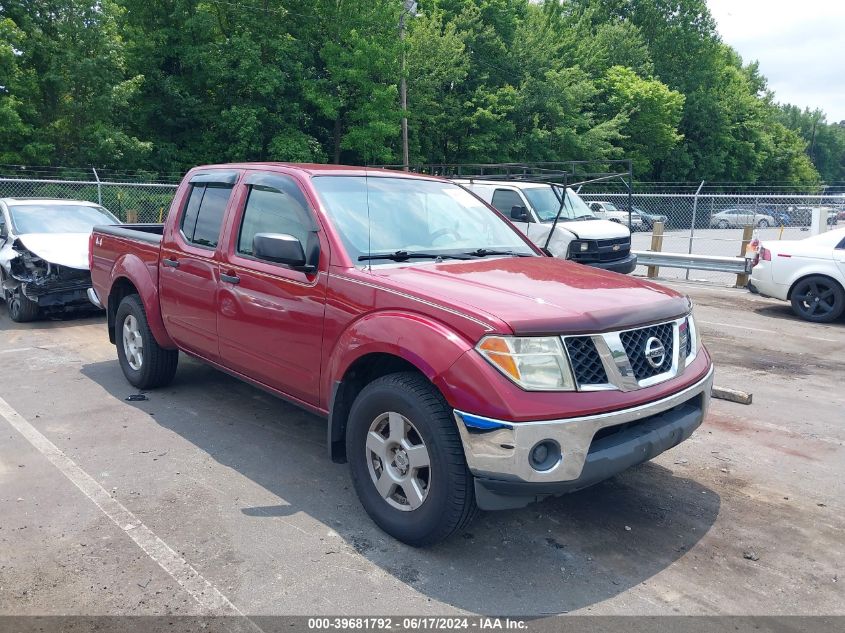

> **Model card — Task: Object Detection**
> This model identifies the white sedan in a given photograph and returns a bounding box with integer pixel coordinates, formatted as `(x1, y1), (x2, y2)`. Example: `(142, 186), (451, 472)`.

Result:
(749, 227), (845, 322)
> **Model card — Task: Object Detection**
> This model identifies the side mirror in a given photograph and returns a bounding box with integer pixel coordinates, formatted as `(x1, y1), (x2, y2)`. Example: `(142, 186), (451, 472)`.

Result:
(253, 233), (308, 269)
(510, 206), (529, 221)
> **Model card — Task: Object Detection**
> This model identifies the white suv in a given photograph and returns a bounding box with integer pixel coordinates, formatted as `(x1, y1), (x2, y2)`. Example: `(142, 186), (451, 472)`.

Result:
(456, 180), (637, 274)
(587, 200), (644, 230)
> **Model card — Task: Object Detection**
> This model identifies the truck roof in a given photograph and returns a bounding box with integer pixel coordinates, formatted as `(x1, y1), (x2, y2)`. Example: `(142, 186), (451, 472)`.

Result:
(453, 179), (552, 190)
(190, 162), (447, 180)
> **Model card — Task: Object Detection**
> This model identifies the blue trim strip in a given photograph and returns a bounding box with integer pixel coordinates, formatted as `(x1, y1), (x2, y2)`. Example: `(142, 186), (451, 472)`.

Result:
(456, 411), (513, 431)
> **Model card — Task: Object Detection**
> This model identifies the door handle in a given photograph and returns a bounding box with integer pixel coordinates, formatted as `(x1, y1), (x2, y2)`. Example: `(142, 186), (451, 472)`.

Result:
(220, 272), (240, 284)
(162, 258), (179, 268)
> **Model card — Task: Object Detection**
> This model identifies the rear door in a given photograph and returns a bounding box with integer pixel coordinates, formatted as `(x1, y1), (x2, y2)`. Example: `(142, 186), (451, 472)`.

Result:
(159, 170), (239, 361)
(216, 171), (328, 406)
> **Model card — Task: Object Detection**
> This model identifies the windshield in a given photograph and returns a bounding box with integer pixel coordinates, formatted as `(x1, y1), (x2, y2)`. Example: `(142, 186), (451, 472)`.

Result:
(312, 176), (536, 263)
(522, 186), (596, 222)
(602, 202), (619, 212)
(10, 204), (119, 234)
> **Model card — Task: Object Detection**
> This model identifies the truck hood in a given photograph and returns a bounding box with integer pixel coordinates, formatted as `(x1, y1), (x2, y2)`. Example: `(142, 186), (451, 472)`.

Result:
(557, 219), (630, 240)
(370, 257), (690, 335)
(16, 233), (91, 270)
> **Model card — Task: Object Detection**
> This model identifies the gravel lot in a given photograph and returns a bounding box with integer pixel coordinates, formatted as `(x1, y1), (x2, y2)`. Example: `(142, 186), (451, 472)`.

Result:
(1, 280), (843, 617)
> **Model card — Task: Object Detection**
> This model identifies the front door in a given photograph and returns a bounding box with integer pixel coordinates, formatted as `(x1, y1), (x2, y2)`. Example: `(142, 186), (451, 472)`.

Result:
(217, 171), (328, 406)
(159, 171), (239, 361)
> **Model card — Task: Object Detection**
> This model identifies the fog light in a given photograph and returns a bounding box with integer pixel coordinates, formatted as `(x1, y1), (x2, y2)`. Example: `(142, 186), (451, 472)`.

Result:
(529, 440), (561, 471)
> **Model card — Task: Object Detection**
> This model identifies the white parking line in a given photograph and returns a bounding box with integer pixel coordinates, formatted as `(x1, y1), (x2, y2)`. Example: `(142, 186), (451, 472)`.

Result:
(0, 395), (261, 628)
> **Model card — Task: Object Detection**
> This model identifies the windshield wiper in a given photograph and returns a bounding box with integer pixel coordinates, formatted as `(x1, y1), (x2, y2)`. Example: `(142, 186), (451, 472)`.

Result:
(464, 248), (532, 258)
(358, 250), (472, 262)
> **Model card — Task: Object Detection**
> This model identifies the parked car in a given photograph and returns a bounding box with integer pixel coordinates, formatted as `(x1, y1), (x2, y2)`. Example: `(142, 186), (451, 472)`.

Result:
(749, 227), (845, 322)
(770, 210), (793, 226)
(709, 208), (776, 229)
(455, 180), (636, 274)
(0, 198), (119, 322)
(91, 163), (714, 546)
(629, 206), (667, 231)
(587, 200), (645, 230)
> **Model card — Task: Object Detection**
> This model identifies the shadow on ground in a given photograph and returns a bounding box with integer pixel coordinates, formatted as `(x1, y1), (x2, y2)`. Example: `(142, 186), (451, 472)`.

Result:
(753, 302), (845, 326)
(81, 356), (720, 615)
(0, 299), (105, 331)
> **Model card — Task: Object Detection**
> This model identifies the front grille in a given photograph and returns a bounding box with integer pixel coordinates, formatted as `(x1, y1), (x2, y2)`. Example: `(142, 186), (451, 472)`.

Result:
(680, 320), (691, 359)
(619, 322), (674, 380)
(565, 337), (608, 385)
(569, 237), (630, 264)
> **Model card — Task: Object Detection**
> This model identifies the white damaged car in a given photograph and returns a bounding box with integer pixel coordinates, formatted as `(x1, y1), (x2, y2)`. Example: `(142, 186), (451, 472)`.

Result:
(0, 198), (119, 322)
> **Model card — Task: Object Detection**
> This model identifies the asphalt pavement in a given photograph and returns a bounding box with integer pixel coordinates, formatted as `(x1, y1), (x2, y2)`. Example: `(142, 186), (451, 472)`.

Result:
(1, 281), (843, 617)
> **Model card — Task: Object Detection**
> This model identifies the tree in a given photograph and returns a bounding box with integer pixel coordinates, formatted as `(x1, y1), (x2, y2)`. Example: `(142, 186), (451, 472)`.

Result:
(0, 17), (34, 163)
(305, 0), (402, 164)
(1, 0), (151, 167)
(599, 65), (684, 175)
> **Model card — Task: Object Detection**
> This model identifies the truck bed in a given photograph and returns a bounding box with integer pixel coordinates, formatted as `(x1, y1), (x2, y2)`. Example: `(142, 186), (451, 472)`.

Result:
(90, 224), (165, 313)
(94, 223), (164, 244)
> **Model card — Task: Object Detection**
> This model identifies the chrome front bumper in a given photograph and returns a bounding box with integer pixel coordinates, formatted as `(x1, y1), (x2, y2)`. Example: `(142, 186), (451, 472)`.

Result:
(453, 366), (714, 485)
(87, 287), (104, 309)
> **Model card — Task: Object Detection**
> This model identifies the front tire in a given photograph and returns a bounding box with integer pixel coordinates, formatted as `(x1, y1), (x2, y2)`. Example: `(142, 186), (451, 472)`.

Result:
(757, 219), (769, 228)
(346, 372), (478, 546)
(115, 294), (178, 389)
(6, 284), (40, 323)
(790, 276), (845, 323)
(717, 220), (729, 229)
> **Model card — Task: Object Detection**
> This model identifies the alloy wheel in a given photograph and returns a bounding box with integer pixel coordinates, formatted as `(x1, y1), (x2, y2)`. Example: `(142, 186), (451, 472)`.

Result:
(365, 411), (431, 511)
(795, 281), (837, 318)
(122, 314), (144, 370)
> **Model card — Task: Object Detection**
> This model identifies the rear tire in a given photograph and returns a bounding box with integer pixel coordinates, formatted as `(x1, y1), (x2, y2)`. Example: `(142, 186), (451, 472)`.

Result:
(346, 372), (478, 546)
(790, 275), (845, 323)
(115, 294), (178, 388)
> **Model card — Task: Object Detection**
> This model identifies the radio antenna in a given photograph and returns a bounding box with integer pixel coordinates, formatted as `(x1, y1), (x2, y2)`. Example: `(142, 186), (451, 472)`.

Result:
(365, 168), (372, 271)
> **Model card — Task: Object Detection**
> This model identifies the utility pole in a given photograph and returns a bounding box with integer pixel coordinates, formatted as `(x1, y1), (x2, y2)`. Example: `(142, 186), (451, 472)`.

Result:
(400, 0), (417, 171)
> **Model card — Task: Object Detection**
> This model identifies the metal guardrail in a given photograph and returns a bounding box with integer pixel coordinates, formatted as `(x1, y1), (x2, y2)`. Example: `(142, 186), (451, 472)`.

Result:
(633, 250), (753, 274)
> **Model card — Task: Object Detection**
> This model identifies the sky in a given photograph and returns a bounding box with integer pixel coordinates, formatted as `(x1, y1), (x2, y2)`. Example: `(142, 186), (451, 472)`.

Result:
(707, 0), (845, 123)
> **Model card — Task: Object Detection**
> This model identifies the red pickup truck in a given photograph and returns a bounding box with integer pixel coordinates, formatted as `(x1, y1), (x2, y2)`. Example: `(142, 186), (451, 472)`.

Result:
(90, 163), (713, 546)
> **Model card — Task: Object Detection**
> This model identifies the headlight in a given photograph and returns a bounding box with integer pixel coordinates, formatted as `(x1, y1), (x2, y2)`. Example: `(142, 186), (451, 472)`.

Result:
(476, 336), (576, 391)
(567, 241), (590, 257)
(683, 313), (701, 364)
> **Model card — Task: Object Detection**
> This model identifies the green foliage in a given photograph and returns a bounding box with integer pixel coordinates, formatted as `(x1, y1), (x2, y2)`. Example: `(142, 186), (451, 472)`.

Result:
(0, 0), (839, 184)
(600, 66), (684, 174)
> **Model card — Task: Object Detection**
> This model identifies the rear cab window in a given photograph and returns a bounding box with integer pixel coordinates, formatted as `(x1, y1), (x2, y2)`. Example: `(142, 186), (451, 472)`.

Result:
(178, 170), (239, 250)
(180, 185), (234, 249)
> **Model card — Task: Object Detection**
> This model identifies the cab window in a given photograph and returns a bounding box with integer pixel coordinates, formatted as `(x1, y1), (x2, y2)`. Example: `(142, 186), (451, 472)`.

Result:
(237, 185), (312, 258)
(491, 189), (524, 215)
(180, 184), (233, 249)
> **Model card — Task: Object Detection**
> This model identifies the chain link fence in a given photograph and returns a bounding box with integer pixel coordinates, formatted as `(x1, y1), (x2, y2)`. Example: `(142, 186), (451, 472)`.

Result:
(580, 192), (845, 284)
(3, 172), (844, 285)
(0, 177), (178, 223)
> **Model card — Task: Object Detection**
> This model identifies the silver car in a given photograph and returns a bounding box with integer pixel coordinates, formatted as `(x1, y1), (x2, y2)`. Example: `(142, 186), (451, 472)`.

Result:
(710, 208), (776, 229)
